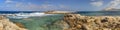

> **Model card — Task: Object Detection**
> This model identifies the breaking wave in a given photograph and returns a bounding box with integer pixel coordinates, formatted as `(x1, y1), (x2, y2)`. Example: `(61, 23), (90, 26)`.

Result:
(5, 12), (54, 19)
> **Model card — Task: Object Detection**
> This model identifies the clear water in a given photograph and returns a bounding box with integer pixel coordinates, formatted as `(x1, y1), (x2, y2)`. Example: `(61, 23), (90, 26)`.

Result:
(9, 15), (64, 30)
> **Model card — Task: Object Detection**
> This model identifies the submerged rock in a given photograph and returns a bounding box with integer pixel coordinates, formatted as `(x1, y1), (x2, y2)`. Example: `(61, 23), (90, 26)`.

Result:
(63, 14), (120, 30)
(0, 16), (27, 30)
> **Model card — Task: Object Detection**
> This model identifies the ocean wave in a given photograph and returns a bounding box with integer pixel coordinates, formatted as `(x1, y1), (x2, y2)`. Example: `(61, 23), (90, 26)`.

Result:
(5, 12), (54, 19)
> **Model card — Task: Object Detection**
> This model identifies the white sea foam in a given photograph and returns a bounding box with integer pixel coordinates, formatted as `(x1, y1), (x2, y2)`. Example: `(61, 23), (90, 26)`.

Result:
(6, 12), (54, 19)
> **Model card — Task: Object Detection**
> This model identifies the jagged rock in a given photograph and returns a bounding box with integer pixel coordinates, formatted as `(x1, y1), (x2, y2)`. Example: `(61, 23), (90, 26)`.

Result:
(0, 16), (27, 30)
(63, 14), (120, 30)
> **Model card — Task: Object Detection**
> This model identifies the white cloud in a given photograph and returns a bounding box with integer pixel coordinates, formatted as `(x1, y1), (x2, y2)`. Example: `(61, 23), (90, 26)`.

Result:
(5, 0), (13, 4)
(90, 1), (103, 7)
(105, 0), (120, 10)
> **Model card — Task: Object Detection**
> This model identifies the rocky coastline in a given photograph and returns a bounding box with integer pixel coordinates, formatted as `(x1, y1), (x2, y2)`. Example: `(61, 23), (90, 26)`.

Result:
(1, 11), (120, 30)
(63, 14), (120, 30)
(0, 16), (27, 30)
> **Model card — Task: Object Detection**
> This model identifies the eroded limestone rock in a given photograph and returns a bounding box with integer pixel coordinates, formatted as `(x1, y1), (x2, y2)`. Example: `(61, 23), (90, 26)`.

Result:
(64, 14), (120, 30)
(0, 16), (27, 30)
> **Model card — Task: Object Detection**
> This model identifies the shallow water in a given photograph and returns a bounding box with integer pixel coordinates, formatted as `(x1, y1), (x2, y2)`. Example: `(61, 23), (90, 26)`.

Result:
(9, 15), (64, 30)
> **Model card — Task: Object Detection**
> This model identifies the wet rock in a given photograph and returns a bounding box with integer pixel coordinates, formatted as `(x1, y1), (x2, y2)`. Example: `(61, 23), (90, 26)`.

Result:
(15, 22), (25, 28)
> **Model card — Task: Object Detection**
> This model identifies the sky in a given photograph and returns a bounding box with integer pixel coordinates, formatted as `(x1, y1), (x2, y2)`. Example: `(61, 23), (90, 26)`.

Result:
(0, 0), (120, 11)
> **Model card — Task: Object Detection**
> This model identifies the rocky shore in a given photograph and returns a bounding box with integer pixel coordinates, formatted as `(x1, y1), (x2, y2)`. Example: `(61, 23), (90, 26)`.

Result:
(63, 14), (120, 30)
(0, 16), (27, 30)
(1, 11), (120, 30)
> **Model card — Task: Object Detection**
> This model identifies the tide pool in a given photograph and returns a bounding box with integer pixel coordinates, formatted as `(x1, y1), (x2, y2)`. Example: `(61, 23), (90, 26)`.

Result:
(9, 15), (64, 30)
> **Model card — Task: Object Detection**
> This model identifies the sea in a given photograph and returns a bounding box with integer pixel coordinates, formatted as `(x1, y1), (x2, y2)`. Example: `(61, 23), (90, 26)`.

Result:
(0, 11), (120, 30)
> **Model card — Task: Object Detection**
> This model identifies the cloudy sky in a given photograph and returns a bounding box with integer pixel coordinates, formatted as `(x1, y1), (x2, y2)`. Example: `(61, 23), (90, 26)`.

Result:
(0, 0), (120, 11)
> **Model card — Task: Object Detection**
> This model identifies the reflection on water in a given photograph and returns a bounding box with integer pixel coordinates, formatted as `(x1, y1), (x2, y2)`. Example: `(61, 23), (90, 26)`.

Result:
(9, 15), (64, 30)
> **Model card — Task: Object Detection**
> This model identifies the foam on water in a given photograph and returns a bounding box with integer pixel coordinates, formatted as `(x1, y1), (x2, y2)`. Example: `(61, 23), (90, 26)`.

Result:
(6, 12), (54, 19)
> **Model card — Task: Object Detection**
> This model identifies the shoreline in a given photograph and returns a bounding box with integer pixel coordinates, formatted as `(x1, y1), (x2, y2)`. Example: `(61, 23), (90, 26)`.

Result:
(1, 10), (120, 30)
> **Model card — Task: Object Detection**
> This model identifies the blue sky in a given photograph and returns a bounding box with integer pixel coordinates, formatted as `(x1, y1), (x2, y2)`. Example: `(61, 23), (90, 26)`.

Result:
(0, 0), (119, 11)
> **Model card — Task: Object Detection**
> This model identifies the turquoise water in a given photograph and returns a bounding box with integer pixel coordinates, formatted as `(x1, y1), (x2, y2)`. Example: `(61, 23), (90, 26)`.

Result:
(9, 15), (64, 30)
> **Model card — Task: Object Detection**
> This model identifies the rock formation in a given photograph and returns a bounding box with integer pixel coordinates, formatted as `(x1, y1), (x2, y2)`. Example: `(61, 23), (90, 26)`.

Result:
(63, 14), (120, 30)
(44, 11), (73, 14)
(0, 16), (27, 30)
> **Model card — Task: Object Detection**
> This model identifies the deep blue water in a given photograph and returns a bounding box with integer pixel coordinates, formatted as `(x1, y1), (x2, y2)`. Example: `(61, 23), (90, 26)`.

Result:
(1, 11), (120, 16)
(0, 11), (120, 16)
(75, 11), (120, 16)
(0, 11), (43, 14)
